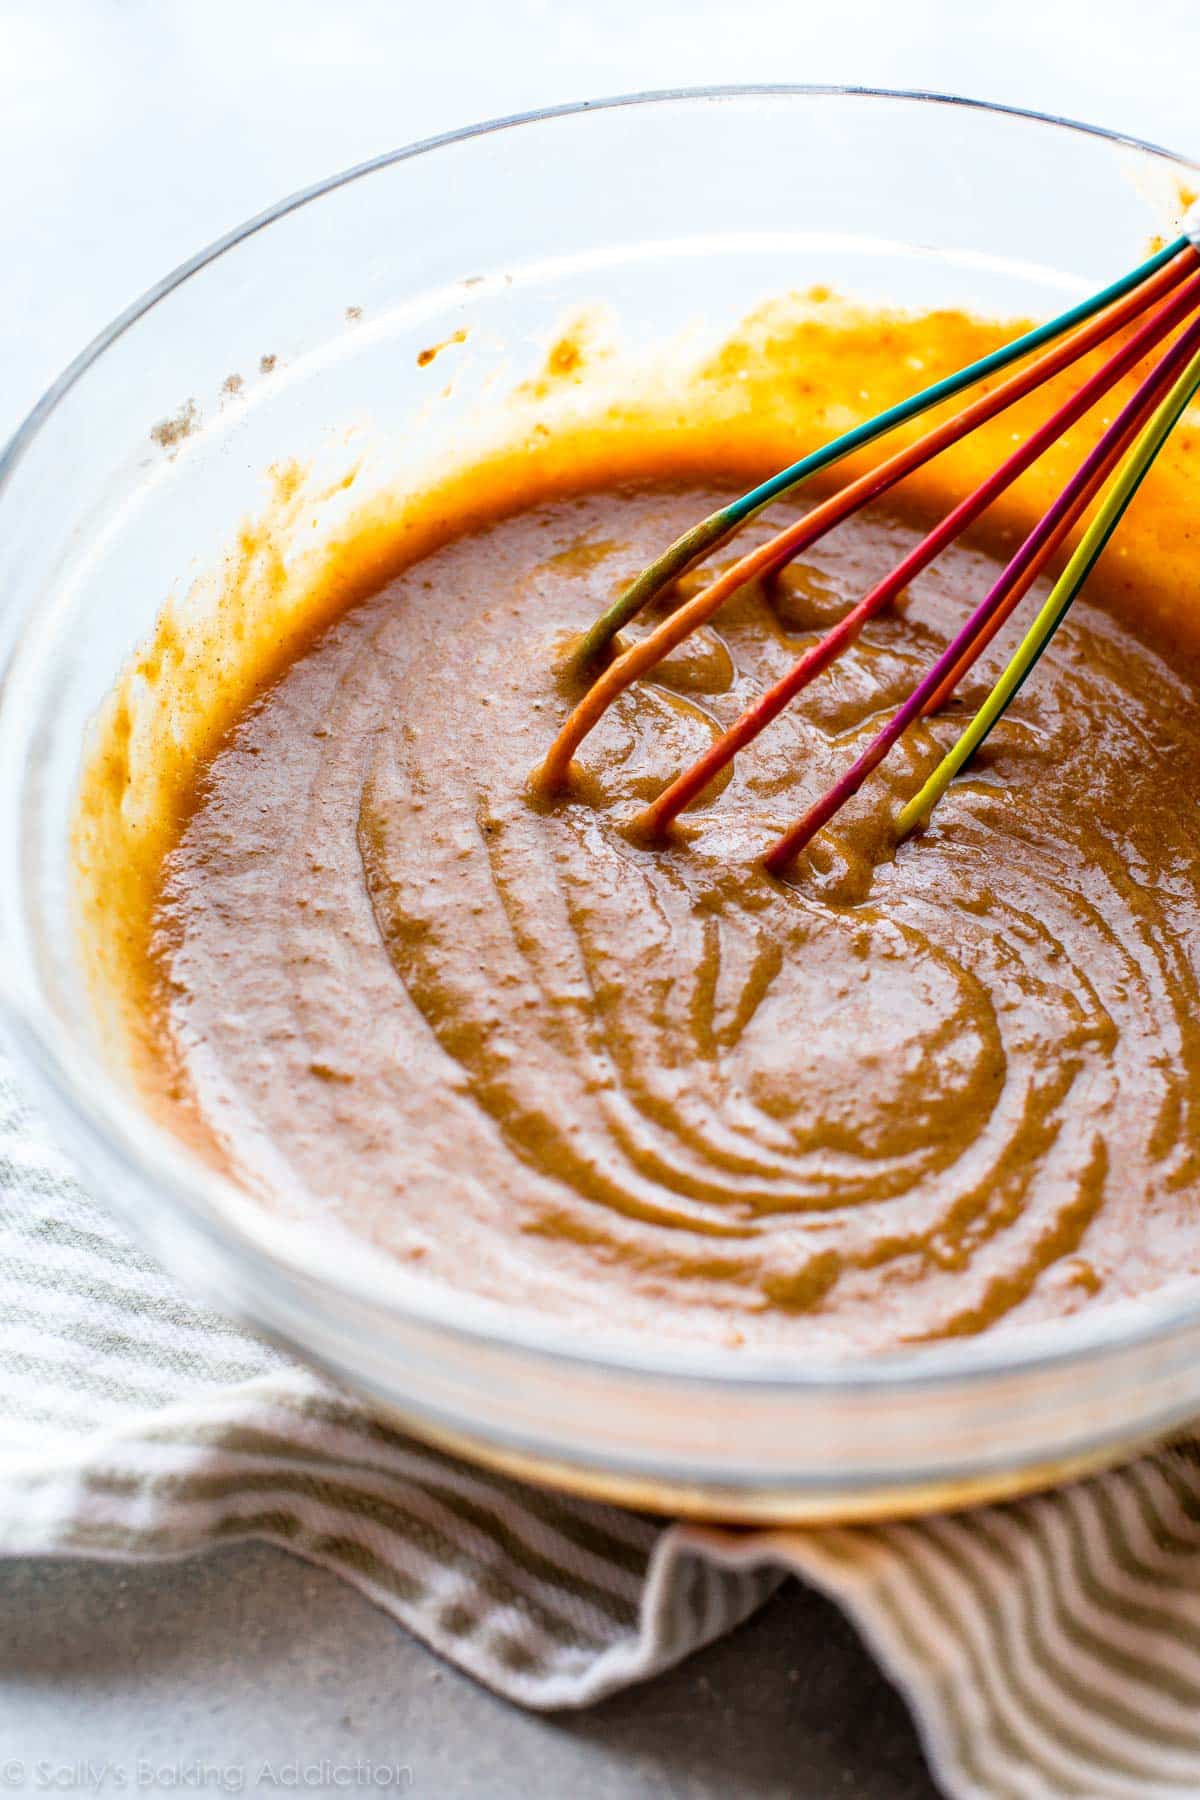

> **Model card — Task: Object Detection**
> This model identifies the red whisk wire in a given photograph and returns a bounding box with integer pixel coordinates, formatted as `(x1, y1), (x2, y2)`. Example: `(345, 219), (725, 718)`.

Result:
(761, 305), (1200, 874)
(919, 406), (1149, 714)
(635, 265), (1200, 839)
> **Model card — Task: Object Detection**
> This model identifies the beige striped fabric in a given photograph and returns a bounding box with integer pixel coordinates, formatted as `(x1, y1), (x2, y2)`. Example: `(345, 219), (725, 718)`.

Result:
(4, 1043), (1200, 1799)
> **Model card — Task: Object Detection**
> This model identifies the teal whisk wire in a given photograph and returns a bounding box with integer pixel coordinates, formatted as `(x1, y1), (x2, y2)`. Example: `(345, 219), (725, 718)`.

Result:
(570, 233), (1190, 669)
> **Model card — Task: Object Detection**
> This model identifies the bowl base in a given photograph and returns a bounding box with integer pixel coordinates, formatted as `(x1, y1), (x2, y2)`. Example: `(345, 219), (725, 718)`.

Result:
(370, 1402), (1169, 1524)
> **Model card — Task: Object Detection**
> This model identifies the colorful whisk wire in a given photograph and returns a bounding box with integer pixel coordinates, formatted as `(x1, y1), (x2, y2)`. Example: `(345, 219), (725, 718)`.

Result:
(895, 338), (1200, 840)
(535, 203), (1200, 870)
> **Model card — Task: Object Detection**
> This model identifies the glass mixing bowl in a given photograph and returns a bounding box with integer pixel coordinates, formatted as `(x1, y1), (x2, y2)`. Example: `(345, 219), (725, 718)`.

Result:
(3, 87), (1199, 1523)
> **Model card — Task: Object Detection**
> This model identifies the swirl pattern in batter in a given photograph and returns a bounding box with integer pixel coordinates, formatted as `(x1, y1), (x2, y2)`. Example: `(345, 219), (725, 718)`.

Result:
(152, 481), (1200, 1351)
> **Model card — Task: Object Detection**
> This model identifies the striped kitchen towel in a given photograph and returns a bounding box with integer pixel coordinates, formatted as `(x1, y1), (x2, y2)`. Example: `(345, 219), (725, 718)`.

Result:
(4, 1036), (1200, 1800)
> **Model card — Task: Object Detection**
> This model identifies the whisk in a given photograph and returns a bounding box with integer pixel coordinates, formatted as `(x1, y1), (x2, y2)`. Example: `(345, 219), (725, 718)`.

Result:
(534, 205), (1200, 872)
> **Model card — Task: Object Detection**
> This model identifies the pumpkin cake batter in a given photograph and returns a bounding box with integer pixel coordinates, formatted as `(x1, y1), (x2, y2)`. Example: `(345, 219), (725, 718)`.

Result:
(77, 301), (1200, 1354)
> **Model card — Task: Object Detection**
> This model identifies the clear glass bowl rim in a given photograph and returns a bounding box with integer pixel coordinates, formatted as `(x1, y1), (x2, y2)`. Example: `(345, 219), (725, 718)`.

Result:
(3, 82), (1200, 1403)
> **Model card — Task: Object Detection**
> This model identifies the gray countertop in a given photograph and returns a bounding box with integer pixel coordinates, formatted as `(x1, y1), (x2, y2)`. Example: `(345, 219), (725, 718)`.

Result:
(0, 1546), (936, 1797)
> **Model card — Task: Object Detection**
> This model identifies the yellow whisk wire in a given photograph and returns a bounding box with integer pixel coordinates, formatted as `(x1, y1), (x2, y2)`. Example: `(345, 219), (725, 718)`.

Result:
(896, 342), (1200, 841)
